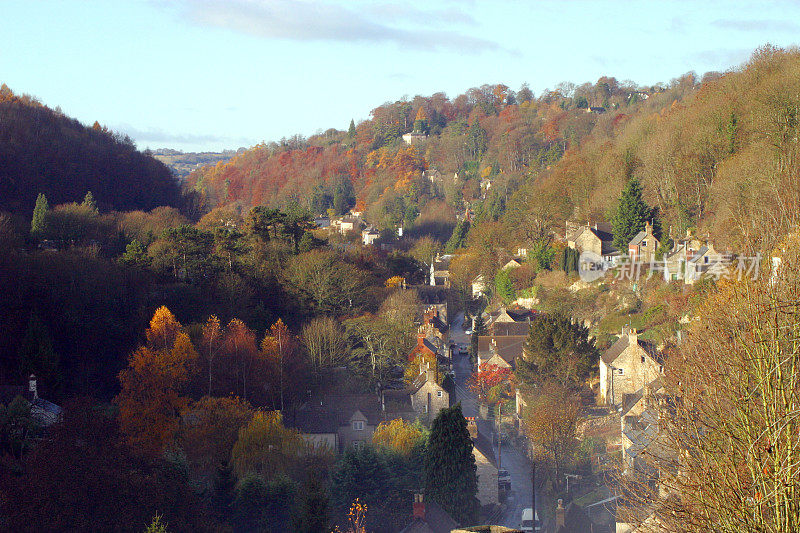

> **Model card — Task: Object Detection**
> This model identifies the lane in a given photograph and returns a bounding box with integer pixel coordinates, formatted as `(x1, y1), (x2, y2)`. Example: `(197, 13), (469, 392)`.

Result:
(449, 310), (541, 530)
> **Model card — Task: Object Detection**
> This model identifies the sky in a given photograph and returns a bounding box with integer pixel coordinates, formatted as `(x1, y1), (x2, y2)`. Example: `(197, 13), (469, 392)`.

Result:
(2, 0), (799, 152)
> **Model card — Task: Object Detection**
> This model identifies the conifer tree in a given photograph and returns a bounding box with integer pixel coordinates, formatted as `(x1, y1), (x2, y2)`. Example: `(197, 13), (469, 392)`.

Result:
(348, 119), (356, 138)
(81, 190), (98, 213)
(30, 192), (48, 238)
(611, 178), (657, 250)
(294, 474), (330, 533)
(444, 219), (470, 253)
(424, 404), (479, 525)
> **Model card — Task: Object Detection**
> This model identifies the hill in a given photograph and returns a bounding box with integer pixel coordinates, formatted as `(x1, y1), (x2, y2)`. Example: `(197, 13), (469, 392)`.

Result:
(186, 45), (800, 258)
(151, 148), (241, 180)
(0, 84), (183, 216)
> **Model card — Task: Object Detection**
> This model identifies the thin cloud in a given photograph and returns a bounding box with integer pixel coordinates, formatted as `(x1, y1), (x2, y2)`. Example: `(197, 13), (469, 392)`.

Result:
(172, 0), (506, 53)
(711, 19), (800, 33)
(115, 124), (253, 146)
(365, 4), (478, 27)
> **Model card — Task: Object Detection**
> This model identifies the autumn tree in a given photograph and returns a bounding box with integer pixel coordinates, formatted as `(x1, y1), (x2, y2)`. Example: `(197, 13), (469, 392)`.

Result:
(618, 249), (800, 531)
(524, 382), (580, 490)
(116, 306), (197, 456)
(179, 396), (253, 485)
(200, 315), (223, 395)
(410, 236), (441, 276)
(287, 250), (366, 314)
(301, 316), (347, 374)
(372, 419), (427, 456)
(467, 363), (514, 405)
(224, 318), (258, 400)
(424, 404), (479, 525)
(230, 410), (303, 480)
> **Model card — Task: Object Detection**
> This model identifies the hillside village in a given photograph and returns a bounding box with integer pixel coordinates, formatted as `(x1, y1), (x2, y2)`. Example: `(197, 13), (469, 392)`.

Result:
(2, 45), (800, 533)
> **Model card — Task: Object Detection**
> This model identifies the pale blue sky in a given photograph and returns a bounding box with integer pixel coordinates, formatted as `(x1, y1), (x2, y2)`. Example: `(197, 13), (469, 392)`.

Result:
(1, 0), (798, 152)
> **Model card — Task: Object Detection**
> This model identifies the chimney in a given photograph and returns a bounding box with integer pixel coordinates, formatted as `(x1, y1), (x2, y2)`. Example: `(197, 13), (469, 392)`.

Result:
(629, 328), (638, 344)
(412, 492), (425, 520)
(28, 374), (38, 401)
(556, 499), (565, 528)
(466, 417), (478, 439)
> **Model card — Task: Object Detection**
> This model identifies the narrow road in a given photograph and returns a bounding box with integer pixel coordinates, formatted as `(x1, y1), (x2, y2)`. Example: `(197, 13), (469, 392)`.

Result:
(450, 312), (541, 530)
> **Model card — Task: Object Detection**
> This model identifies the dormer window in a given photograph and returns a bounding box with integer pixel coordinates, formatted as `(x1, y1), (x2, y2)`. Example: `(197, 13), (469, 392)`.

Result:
(353, 420), (364, 431)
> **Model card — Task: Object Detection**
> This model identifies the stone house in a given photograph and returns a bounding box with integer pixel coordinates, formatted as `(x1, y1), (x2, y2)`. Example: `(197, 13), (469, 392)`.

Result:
(620, 378), (666, 475)
(289, 394), (384, 453)
(477, 335), (525, 370)
(566, 222), (618, 262)
(409, 369), (451, 424)
(628, 221), (660, 262)
(599, 328), (663, 407)
(402, 132), (428, 145)
(472, 275), (488, 298)
(430, 254), (453, 287)
(466, 417), (499, 507)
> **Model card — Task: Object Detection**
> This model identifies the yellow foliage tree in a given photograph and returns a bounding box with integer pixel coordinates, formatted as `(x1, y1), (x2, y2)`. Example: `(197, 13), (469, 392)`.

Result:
(385, 275), (405, 288)
(372, 419), (426, 456)
(230, 410), (303, 479)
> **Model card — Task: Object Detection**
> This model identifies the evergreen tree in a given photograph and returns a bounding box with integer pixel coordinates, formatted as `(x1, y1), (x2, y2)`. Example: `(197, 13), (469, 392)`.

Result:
(81, 190), (98, 213)
(444, 219), (470, 253)
(17, 314), (60, 394)
(30, 192), (48, 238)
(348, 119), (356, 138)
(294, 474), (330, 533)
(495, 268), (516, 304)
(424, 404), (478, 525)
(611, 178), (657, 250)
(467, 119), (488, 159)
(518, 314), (598, 387)
(470, 313), (486, 363)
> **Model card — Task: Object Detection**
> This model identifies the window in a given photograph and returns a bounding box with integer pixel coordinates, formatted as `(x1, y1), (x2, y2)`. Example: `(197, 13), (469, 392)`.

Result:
(642, 240), (647, 247)
(352, 440), (362, 450)
(618, 368), (624, 375)
(423, 405), (428, 413)
(437, 390), (443, 398)
(641, 355), (646, 363)
(352, 420), (364, 431)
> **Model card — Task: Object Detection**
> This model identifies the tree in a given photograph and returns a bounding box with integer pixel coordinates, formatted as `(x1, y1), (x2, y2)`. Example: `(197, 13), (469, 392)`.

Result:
(294, 473), (331, 533)
(17, 314), (60, 395)
(467, 363), (514, 404)
(0, 395), (38, 459)
(470, 312), (486, 363)
(495, 268), (516, 303)
(524, 382), (580, 490)
(519, 314), (598, 387)
(201, 315), (223, 395)
(410, 236), (441, 276)
(424, 404), (479, 525)
(247, 206), (285, 243)
(230, 411), (303, 480)
(287, 250), (366, 314)
(611, 178), (658, 250)
(144, 514), (169, 533)
(618, 251), (800, 531)
(301, 316), (347, 374)
(444, 218), (470, 253)
(121, 239), (149, 267)
(348, 119), (356, 138)
(30, 192), (48, 238)
(81, 190), (98, 212)
(179, 396), (253, 482)
(413, 106), (429, 134)
(224, 318), (258, 400)
(467, 119), (488, 159)
(372, 419), (427, 456)
(116, 306), (197, 456)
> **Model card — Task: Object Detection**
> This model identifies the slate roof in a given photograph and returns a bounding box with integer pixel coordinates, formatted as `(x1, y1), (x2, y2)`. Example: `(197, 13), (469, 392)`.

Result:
(477, 336), (527, 366)
(490, 321), (532, 336)
(472, 428), (498, 468)
(629, 230), (648, 246)
(290, 394), (385, 434)
(601, 334), (662, 366)
(399, 501), (459, 533)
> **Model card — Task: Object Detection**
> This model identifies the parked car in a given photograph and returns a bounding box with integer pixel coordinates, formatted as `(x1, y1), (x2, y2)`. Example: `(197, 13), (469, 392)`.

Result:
(498, 468), (511, 484)
(520, 507), (542, 532)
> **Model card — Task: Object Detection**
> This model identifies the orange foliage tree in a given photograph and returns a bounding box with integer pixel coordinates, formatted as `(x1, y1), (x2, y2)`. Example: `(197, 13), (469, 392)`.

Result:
(116, 306), (198, 455)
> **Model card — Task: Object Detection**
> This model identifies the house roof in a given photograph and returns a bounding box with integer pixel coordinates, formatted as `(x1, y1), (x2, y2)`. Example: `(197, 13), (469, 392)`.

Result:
(629, 230), (648, 246)
(290, 394), (385, 434)
(601, 333), (662, 366)
(472, 428), (498, 468)
(430, 315), (449, 334)
(399, 501), (459, 533)
(490, 321), (532, 336)
(477, 335), (527, 365)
